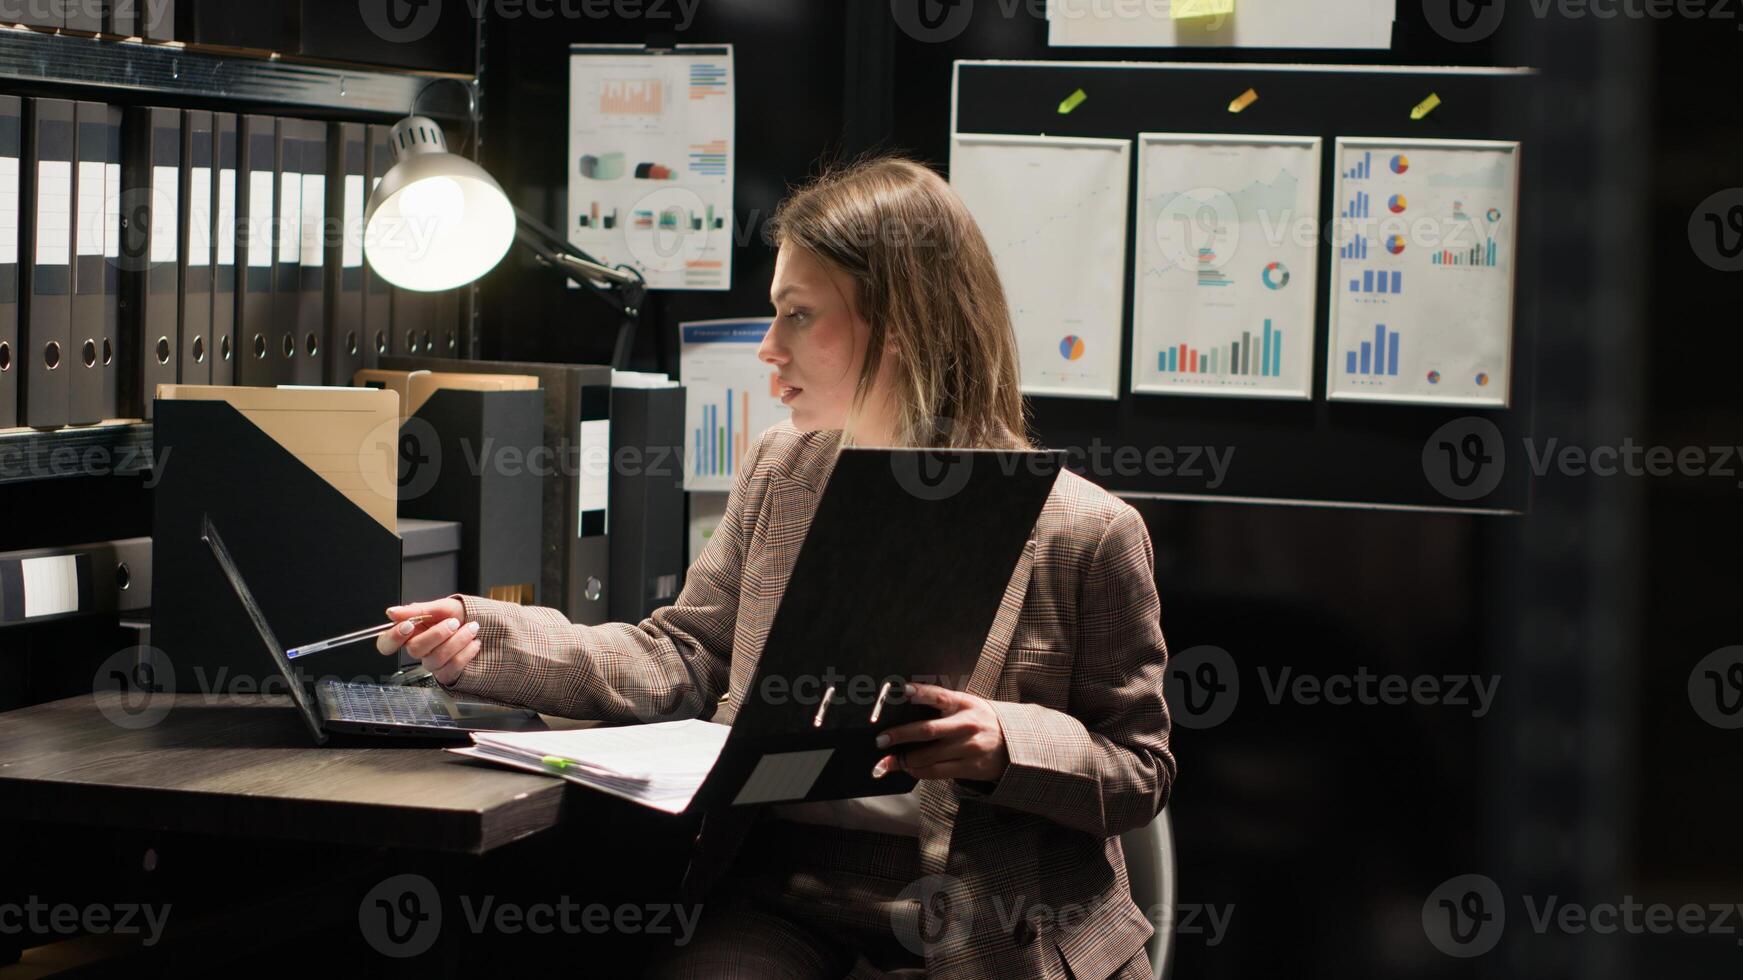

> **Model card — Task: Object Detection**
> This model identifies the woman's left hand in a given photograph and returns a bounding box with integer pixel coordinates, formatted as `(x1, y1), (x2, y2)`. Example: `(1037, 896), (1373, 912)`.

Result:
(873, 683), (1010, 783)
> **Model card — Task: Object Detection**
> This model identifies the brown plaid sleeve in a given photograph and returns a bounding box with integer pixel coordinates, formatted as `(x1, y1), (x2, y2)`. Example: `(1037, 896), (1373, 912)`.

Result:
(439, 430), (773, 724)
(980, 505), (1175, 835)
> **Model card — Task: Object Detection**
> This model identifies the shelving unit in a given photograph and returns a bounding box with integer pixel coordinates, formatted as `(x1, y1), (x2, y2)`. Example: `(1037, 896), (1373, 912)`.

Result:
(0, 22), (483, 489)
(0, 24), (473, 118)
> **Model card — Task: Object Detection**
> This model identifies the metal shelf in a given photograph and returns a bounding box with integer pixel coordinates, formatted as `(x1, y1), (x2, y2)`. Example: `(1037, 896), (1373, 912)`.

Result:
(0, 421), (153, 486)
(0, 25), (472, 119)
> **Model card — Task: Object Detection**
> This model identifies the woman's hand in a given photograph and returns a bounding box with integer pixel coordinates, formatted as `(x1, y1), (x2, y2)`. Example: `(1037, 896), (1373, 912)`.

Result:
(872, 683), (1010, 783)
(376, 599), (478, 685)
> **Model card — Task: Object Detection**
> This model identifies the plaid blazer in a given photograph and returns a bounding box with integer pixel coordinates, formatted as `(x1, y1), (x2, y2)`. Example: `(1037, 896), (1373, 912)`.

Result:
(449, 421), (1175, 980)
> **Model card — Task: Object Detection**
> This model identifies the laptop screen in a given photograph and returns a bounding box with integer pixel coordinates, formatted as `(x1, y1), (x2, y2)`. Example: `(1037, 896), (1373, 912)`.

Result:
(201, 514), (329, 745)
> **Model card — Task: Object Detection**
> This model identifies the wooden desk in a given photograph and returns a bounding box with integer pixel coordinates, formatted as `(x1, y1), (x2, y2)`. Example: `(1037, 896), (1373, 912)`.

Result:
(0, 692), (567, 854)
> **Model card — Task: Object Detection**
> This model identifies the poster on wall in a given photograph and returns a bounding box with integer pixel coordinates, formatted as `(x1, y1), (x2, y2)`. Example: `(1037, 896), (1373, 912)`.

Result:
(950, 133), (1131, 400)
(1326, 138), (1520, 406)
(1131, 133), (1321, 400)
(568, 45), (735, 291)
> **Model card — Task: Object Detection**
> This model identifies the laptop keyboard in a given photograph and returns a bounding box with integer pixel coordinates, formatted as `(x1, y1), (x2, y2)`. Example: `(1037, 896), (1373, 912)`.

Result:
(322, 681), (458, 728)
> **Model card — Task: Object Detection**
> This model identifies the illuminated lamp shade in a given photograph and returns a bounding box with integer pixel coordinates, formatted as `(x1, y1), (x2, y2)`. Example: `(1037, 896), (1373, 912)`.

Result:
(363, 115), (516, 292)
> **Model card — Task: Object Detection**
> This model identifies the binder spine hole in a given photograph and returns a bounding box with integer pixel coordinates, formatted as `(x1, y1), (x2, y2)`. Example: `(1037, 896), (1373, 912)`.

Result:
(82, 340), (97, 368)
(154, 338), (171, 365)
(192, 337), (206, 364)
(346, 332), (358, 357)
(116, 563), (131, 591)
(281, 334), (294, 358)
(446, 331), (456, 352)
(221, 336), (232, 361)
(304, 333), (319, 357)
(1, 341), (12, 372)
(253, 334), (267, 359)
(421, 331), (433, 353)
(102, 339), (113, 366)
(43, 342), (61, 371)
(375, 331), (387, 355)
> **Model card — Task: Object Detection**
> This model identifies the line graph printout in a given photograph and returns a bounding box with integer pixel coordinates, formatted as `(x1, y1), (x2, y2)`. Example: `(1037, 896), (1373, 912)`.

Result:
(951, 134), (1131, 400)
(1131, 134), (1321, 399)
(1327, 138), (1520, 406)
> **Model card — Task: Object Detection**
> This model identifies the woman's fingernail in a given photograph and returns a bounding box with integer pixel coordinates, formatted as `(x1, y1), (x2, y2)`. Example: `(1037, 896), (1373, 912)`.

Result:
(444, 618), (459, 631)
(871, 758), (890, 779)
(466, 621), (480, 634)
(387, 606), (404, 615)
(875, 734), (890, 749)
(399, 621), (414, 635)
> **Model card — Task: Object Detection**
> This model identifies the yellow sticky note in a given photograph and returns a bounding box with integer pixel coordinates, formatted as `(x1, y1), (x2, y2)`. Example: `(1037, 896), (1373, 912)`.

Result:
(1228, 88), (1259, 113)
(1174, 0), (1234, 19)
(1411, 92), (1443, 120)
(1058, 88), (1088, 114)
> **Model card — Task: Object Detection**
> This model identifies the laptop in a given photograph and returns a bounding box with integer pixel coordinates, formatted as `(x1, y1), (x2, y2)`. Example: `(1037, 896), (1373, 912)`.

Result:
(201, 514), (547, 745)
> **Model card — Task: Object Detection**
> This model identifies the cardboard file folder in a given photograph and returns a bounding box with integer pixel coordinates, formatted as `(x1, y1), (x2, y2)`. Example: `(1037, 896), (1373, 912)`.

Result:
(155, 384), (398, 532)
(352, 368), (539, 420)
(151, 385), (400, 691)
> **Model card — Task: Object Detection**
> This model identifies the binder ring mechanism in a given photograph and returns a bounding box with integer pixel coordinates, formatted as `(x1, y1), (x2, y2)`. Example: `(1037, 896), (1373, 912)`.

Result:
(812, 680), (898, 728)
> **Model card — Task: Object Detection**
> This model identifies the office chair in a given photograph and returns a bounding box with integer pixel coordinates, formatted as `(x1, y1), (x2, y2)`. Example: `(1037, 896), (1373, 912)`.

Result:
(1121, 806), (1178, 980)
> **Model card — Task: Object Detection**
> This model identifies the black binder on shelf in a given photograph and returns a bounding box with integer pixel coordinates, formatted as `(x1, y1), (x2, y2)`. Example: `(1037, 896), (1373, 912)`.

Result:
(236, 113), (275, 387)
(178, 109), (213, 386)
(123, 106), (180, 419)
(14, 0), (63, 30)
(210, 112), (237, 385)
(66, 0), (103, 33)
(609, 381), (687, 623)
(152, 397), (400, 693)
(100, 104), (121, 419)
(382, 355), (615, 624)
(401, 389), (544, 605)
(0, 536), (152, 627)
(271, 117), (300, 386)
(391, 286), (429, 358)
(363, 124), (394, 364)
(325, 122), (366, 386)
(70, 100), (106, 425)
(293, 119), (325, 385)
(141, 0), (173, 41)
(108, 0), (136, 36)
(20, 97), (74, 430)
(0, 96), (22, 430)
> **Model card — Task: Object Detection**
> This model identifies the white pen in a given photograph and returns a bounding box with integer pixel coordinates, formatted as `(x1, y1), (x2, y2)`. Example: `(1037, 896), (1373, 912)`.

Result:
(287, 615), (432, 659)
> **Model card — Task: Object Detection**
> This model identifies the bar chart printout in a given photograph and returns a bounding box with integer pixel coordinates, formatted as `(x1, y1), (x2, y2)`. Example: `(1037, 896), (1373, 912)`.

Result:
(679, 318), (784, 492)
(1132, 134), (1321, 399)
(1328, 138), (1520, 405)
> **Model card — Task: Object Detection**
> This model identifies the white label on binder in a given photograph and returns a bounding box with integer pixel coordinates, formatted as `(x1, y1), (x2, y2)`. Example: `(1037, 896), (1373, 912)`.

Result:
(21, 555), (79, 619)
(248, 170), (274, 268)
(150, 165), (178, 263)
(217, 168), (237, 267)
(278, 171), (301, 264)
(77, 161), (105, 257)
(732, 750), (835, 805)
(580, 417), (611, 528)
(187, 167), (212, 267)
(104, 163), (120, 259)
(36, 160), (72, 267)
(0, 157), (18, 266)
(342, 174), (365, 268)
(300, 174), (325, 267)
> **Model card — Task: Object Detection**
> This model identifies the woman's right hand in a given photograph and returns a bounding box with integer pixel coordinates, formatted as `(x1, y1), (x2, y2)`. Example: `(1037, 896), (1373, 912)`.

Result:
(377, 598), (480, 685)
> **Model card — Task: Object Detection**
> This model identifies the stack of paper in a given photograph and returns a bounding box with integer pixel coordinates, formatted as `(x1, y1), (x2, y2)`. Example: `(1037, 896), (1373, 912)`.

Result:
(451, 719), (731, 814)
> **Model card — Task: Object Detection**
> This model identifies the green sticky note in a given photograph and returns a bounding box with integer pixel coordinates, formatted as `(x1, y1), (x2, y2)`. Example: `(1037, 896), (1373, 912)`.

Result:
(1058, 88), (1088, 114)
(1173, 0), (1234, 18)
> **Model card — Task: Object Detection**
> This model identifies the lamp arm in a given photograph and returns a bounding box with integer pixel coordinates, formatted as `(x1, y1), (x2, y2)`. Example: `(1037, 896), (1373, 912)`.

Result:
(511, 206), (647, 371)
